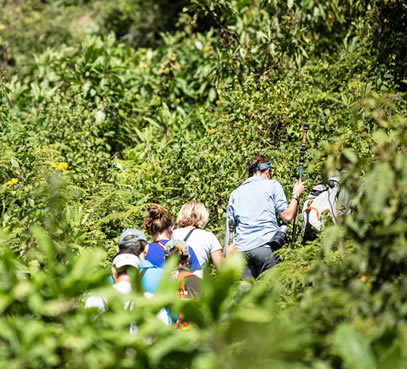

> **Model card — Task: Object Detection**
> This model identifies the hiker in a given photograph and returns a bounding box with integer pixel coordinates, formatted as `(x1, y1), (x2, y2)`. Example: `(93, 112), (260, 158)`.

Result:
(107, 228), (164, 291)
(115, 228), (164, 293)
(164, 239), (202, 299)
(85, 251), (170, 328)
(86, 253), (141, 316)
(164, 239), (201, 328)
(173, 200), (226, 270)
(143, 205), (201, 274)
(301, 153), (353, 243)
(225, 154), (305, 279)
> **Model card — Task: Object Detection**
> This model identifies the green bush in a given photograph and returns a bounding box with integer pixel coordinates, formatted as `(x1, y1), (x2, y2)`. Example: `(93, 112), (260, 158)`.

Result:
(1, 0), (407, 367)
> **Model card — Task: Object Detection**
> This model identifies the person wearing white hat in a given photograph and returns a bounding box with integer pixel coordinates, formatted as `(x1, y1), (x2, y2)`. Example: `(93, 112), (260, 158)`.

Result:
(85, 233), (169, 326)
(85, 253), (141, 317)
(116, 228), (164, 293)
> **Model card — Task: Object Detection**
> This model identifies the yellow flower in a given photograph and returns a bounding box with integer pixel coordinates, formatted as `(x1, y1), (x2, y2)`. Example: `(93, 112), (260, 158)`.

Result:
(168, 53), (177, 62)
(6, 178), (18, 187)
(303, 35), (310, 44)
(360, 274), (367, 282)
(204, 45), (211, 52)
(206, 128), (215, 134)
(157, 68), (170, 75)
(51, 162), (68, 171)
(216, 99), (223, 106)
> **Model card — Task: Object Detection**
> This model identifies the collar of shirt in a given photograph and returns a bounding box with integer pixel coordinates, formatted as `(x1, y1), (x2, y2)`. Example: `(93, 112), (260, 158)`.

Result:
(140, 259), (155, 270)
(240, 176), (268, 186)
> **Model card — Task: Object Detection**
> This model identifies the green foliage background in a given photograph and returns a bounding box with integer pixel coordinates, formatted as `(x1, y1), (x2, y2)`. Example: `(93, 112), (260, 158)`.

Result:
(1, 0), (407, 367)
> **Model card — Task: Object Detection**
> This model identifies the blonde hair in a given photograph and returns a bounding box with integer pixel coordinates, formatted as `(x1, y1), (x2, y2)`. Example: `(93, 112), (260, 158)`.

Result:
(176, 200), (209, 229)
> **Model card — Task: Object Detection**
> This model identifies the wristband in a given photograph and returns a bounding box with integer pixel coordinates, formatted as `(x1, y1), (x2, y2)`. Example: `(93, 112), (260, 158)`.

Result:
(291, 194), (300, 202)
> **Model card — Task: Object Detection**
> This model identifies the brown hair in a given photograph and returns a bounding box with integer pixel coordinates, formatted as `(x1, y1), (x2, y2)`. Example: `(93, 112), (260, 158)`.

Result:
(176, 200), (209, 229)
(246, 154), (270, 177)
(143, 205), (173, 237)
(118, 236), (147, 257)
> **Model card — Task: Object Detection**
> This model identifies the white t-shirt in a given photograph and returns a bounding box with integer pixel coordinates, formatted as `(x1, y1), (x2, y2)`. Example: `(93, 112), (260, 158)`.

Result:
(172, 228), (222, 267)
(85, 281), (170, 328)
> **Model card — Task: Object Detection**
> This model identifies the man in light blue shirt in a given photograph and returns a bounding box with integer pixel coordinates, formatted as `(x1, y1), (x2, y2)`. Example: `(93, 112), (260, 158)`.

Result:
(226, 155), (304, 279)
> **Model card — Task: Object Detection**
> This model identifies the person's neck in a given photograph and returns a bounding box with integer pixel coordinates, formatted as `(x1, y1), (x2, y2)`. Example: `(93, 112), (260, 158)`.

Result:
(154, 230), (171, 241)
(184, 225), (195, 229)
(252, 172), (269, 179)
(115, 275), (131, 284)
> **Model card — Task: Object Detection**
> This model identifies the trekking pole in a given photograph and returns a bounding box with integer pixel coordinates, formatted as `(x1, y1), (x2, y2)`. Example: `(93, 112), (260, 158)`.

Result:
(291, 123), (310, 248)
(224, 219), (236, 256)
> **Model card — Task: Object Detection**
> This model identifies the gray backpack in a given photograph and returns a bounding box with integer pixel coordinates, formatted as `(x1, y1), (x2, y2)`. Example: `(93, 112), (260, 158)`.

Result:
(301, 177), (340, 242)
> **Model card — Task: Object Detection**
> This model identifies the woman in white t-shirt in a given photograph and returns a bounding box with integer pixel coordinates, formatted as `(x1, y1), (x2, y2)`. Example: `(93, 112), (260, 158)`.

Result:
(172, 200), (225, 268)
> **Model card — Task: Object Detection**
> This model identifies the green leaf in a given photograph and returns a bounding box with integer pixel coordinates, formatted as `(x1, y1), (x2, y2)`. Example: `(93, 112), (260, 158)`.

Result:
(208, 88), (217, 102)
(365, 162), (394, 214)
(333, 325), (377, 369)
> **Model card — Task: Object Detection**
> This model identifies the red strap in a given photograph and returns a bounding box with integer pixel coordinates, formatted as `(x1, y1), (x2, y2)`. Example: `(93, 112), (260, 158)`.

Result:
(155, 240), (166, 251)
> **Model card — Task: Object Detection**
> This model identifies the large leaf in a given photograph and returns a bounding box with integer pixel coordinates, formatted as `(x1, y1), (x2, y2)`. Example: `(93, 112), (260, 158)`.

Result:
(365, 162), (394, 215)
(333, 325), (377, 369)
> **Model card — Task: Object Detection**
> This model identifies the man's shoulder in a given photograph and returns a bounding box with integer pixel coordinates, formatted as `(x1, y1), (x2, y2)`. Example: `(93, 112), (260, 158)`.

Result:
(269, 179), (283, 189)
(232, 178), (278, 193)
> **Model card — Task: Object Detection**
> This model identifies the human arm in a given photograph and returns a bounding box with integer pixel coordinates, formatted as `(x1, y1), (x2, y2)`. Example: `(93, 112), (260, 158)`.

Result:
(280, 180), (305, 223)
(224, 197), (235, 247)
(210, 249), (224, 266)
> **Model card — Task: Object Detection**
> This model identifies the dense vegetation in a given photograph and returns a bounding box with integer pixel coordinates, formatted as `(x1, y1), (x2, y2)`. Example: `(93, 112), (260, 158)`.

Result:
(1, 0), (407, 367)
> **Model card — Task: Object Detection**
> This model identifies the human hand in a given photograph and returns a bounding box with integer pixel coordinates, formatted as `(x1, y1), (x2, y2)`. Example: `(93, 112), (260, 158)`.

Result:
(292, 179), (305, 197)
(225, 242), (237, 257)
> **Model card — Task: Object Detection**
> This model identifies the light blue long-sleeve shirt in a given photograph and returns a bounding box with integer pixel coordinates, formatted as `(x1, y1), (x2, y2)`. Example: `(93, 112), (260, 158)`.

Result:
(226, 177), (288, 251)
(140, 260), (164, 294)
(108, 259), (164, 293)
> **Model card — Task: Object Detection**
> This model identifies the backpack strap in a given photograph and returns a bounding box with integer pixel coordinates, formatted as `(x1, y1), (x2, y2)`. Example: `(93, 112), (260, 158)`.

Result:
(172, 271), (195, 283)
(140, 268), (148, 279)
(172, 271), (195, 298)
(327, 186), (339, 223)
(304, 206), (320, 221)
(183, 228), (197, 242)
(155, 240), (167, 251)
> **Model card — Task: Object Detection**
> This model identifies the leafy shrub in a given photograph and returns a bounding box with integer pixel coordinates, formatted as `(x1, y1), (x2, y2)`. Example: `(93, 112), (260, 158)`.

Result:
(1, 0), (407, 368)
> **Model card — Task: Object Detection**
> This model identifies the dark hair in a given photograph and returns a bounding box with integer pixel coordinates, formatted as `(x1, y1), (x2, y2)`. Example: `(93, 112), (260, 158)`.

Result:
(118, 235), (147, 257)
(164, 247), (189, 266)
(143, 205), (173, 237)
(246, 155), (270, 177)
(115, 266), (132, 278)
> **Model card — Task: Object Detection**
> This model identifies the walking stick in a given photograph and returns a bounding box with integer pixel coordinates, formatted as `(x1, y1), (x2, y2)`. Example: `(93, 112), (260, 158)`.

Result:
(291, 123), (310, 248)
(224, 219), (237, 256)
